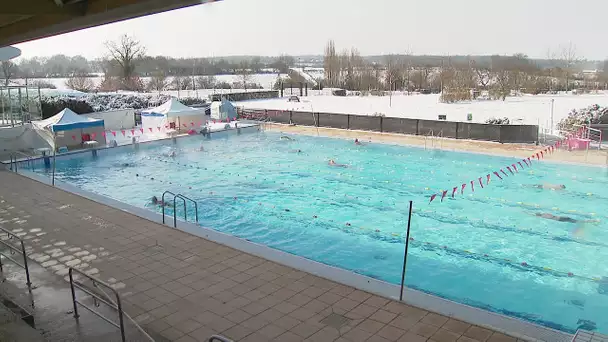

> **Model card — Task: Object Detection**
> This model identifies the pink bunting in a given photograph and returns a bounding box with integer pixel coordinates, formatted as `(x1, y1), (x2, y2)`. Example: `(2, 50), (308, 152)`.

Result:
(518, 161), (523, 169)
(461, 183), (466, 194)
(157, 127), (161, 131)
(149, 128), (153, 132)
(478, 177), (484, 188)
(452, 187), (457, 198)
(512, 164), (518, 172)
(139, 128), (144, 134)
(121, 130), (125, 136)
(190, 122), (194, 126)
(102, 131), (107, 137)
(429, 194), (437, 203)
(71, 135), (76, 140)
(493, 171), (502, 180)
(111, 131), (116, 137)
(91, 133), (97, 139)
(486, 174), (491, 184)
(131, 129), (135, 135)
(440, 190), (448, 202)
(500, 169), (508, 177)
(470, 180), (475, 192)
(506, 166), (514, 175)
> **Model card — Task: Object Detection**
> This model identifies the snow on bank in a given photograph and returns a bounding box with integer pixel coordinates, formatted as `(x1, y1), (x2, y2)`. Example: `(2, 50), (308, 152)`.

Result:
(237, 92), (608, 127)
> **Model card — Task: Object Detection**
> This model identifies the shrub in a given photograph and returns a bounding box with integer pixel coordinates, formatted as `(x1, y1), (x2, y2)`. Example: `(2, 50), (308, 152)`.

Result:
(29, 80), (57, 89)
(180, 97), (206, 106)
(40, 97), (93, 119)
(485, 117), (510, 125)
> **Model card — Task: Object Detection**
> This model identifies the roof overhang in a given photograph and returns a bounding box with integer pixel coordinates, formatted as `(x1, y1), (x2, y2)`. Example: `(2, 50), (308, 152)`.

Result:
(0, 0), (218, 47)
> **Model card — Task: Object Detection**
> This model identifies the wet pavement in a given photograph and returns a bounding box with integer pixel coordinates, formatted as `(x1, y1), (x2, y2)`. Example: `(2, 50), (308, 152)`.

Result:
(0, 170), (531, 342)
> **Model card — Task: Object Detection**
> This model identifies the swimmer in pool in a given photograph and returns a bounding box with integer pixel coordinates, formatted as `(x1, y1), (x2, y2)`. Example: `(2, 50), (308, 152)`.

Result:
(328, 159), (348, 168)
(528, 183), (566, 190)
(290, 149), (302, 153)
(534, 212), (599, 224)
(196, 144), (205, 152)
(280, 136), (294, 141)
(354, 138), (363, 145)
(151, 196), (173, 207)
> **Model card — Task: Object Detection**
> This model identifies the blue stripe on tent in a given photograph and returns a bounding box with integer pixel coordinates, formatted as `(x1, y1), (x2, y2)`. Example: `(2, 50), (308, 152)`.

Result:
(141, 112), (165, 117)
(51, 120), (105, 132)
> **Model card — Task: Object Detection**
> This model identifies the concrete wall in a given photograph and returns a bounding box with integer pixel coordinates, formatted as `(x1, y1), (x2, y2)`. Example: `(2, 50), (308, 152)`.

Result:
(240, 108), (539, 144)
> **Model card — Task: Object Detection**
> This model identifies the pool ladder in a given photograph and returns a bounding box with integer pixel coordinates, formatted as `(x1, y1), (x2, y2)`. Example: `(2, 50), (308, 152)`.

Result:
(424, 130), (443, 150)
(161, 190), (199, 228)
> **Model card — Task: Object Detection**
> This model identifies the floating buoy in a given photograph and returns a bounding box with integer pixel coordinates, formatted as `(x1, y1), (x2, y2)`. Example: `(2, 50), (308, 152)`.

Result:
(521, 262), (528, 266)
(568, 272), (574, 277)
(313, 215), (317, 218)
(346, 223), (351, 226)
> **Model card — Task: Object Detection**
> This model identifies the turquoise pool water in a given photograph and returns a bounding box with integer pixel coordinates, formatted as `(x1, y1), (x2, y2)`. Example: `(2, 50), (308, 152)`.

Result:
(34, 131), (608, 333)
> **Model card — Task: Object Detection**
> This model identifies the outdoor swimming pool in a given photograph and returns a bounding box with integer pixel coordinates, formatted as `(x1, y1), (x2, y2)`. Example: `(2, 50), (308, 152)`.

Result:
(32, 130), (608, 334)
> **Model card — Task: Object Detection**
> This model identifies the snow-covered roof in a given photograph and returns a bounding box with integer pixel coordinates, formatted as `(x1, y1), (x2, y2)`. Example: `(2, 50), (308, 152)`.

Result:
(141, 98), (205, 118)
(33, 108), (104, 132)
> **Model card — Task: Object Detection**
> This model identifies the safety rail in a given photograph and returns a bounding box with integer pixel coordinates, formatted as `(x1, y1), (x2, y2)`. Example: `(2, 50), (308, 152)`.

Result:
(8, 152), (34, 173)
(68, 268), (154, 342)
(0, 226), (32, 289)
(424, 130), (443, 150)
(424, 129), (433, 150)
(571, 124), (602, 150)
(161, 191), (199, 228)
(209, 335), (234, 342)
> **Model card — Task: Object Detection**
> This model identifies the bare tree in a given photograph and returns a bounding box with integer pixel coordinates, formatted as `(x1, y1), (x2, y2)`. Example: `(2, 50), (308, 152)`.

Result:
(196, 75), (217, 89)
(237, 61), (252, 90)
(1, 61), (17, 86)
(560, 42), (578, 91)
(324, 40), (339, 87)
(65, 74), (95, 92)
(470, 60), (491, 89)
(104, 34), (146, 91)
(147, 70), (169, 93)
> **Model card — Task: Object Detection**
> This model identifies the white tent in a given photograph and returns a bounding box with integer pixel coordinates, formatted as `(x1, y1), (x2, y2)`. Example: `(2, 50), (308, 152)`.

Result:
(141, 99), (206, 133)
(210, 100), (237, 121)
(32, 108), (106, 150)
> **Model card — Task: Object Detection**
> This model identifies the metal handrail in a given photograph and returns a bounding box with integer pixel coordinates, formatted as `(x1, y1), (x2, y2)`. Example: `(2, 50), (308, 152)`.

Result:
(92, 276), (155, 342)
(209, 335), (234, 342)
(8, 152), (34, 173)
(424, 129), (434, 150)
(161, 190), (184, 228)
(68, 268), (126, 342)
(0, 226), (32, 289)
(176, 194), (199, 223)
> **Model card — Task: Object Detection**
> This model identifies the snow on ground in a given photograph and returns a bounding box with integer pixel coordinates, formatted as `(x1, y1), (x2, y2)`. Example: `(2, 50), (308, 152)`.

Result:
(237, 92), (608, 127)
(13, 73), (284, 90)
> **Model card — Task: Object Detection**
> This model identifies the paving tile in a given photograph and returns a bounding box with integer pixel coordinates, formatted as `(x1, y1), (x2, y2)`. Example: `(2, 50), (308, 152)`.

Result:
(388, 315), (419, 331)
(431, 328), (462, 342)
(174, 319), (203, 334)
(367, 335), (392, 342)
(334, 297), (360, 311)
(290, 321), (323, 338)
(357, 318), (385, 334)
(223, 309), (252, 324)
(442, 319), (471, 335)
(422, 313), (450, 327)
(342, 326), (374, 342)
(363, 295), (391, 308)
(464, 326), (494, 342)
(241, 315), (271, 330)
(160, 326), (185, 340)
(273, 331), (305, 342)
(222, 324), (255, 341)
(258, 324), (287, 339)
(189, 325), (219, 342)
(487, 332), (517, 342)
(305, 326), (339, 342)
(398, 332), (428, 342)
(371, 309), (398, 324)
(411, 322), (440, 338)
(376, 324), (407, 341)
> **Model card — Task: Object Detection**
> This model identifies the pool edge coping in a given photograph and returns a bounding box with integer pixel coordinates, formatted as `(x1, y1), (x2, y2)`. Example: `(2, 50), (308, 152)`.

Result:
(14, 169), (572, 342)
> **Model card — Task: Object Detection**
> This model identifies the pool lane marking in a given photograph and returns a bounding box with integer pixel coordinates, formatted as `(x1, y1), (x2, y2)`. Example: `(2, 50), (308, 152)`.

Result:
(145, 155), (604, 220)
(121, 170), (607, 284)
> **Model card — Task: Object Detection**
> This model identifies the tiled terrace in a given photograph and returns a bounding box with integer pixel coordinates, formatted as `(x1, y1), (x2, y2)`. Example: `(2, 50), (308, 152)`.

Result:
(0, 170), (533, 342)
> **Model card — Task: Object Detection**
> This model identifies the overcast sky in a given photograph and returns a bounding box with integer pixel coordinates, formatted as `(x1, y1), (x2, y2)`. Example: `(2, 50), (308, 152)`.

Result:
(13, 0), (608, 60)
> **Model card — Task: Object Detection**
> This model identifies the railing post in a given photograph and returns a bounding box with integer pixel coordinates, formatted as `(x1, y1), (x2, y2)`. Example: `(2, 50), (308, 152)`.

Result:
(69, 268), (79, 318)
(20, 241), (31, 288)
(115, 293), (126, 342)
(399, 201), (413, 301)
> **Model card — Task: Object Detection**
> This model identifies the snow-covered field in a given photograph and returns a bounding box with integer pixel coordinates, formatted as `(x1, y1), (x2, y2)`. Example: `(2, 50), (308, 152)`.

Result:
(13, 73), (284, 90)
(237, 92), (608, 127)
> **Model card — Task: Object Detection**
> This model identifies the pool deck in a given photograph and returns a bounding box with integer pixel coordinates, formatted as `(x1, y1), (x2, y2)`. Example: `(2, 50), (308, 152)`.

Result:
(0, 170), (571, 342)
(264, 124), (608, 167)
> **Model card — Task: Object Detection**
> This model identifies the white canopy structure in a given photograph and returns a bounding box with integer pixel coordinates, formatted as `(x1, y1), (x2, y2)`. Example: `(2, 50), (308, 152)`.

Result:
(140, 99), (206, 134)
(32, 108), (106, 149)
(210, 100), (237, 121)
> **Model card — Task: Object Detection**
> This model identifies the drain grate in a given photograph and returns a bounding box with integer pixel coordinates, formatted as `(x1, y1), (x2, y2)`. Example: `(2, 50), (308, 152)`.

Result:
(320, 313), (350, 329)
